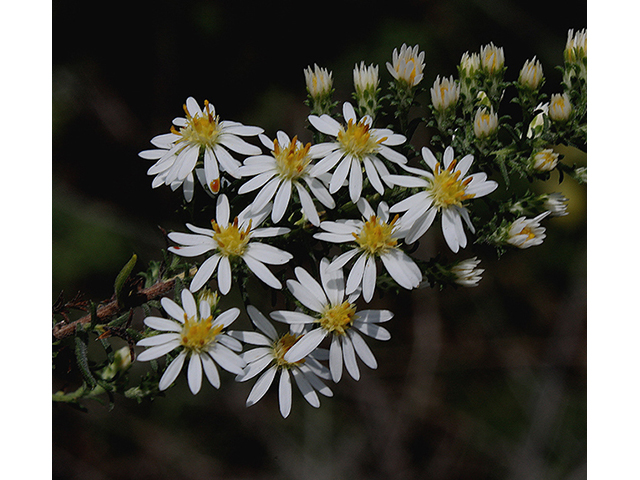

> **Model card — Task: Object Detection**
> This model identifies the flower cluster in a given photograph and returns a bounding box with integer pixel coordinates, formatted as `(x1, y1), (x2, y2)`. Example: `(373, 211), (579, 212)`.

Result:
(52, 31), (586, 416)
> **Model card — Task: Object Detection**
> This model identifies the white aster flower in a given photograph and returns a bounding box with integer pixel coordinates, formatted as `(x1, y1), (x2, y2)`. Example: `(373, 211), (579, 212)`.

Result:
(386, 146), (499, 252)
(386, 43), (425, 87)
(229, 306), (333, 418)
(473, 106), (499, 139)
(237, 131), (335, 226)
(139, 97), (263, 201)
(308, 102), (407, 203)
(136, 289), (245, 394)
(451, 257), (484, 287)
(506, 211), (551, 249)
(314, 198), (422, 302)
(270, 258), (393, 383)
(430, 75), (460, 112)
(168, 194), (293, 294)
(549, 93), (573, 122)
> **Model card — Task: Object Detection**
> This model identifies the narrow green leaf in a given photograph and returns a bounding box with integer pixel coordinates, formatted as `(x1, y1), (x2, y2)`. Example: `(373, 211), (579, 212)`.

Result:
(114, 254), (137, 305)
(74, 336), (96, 389)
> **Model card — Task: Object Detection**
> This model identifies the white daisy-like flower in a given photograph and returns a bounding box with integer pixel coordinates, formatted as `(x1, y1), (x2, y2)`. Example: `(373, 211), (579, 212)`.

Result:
(386, 43), (425, 87)
(308, 102), (407, 203)
(270, 258), (393, 383)
(506, 211), (551, 249)
(385, 146), (499, 252)
(168, 194), (293, 294)
(139, 97), (263, 201)
(451, 257), (484, 287)
(229, 306), (333, 418)
(314, 198), (422, 302)
(237, 131), (335, 226)
(136, 289), (245, 394)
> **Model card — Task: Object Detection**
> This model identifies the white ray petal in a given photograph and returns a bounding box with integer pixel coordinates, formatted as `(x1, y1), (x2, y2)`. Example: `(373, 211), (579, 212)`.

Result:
(158, 351), (186, 390)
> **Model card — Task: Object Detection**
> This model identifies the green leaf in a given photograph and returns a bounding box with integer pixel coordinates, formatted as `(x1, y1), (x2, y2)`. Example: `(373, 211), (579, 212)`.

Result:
(114, 254), (137, 306)
(75, 336), (96, 389)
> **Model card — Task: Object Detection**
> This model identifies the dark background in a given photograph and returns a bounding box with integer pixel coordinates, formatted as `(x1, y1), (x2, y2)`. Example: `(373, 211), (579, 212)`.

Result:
(52, 1), (587, 479)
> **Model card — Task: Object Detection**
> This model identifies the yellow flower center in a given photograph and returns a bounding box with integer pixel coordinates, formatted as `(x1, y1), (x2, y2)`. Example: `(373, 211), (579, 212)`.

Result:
(337, 120), (385, 158)
(429, 160), (475, 209)
(352, 214), (399, 257)
(273, 333), (305, 368)
(211, 217), (252, 257)
(180, 314), (223, 353)
(516, 226), (536, 241)
(171, 100), (221, 148)
(273, 136), (312, 180)
(319, 301), (358, 335)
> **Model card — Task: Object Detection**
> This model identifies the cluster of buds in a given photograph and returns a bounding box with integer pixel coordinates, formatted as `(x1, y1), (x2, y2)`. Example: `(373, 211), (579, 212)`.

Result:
(563, 28), (587, 89)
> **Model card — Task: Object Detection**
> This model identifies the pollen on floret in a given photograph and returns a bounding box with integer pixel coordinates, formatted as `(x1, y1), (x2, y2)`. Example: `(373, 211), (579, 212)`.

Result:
(273, 136), (312, 180)
(353, 214), (399, 256)
(319, 301), (358, 335)
(180, 314), (223, 353)
(337, 119), (384, 158)
(429, 161), (475, 209)
(172, 99), (221, 148)
(211, 217), (252, 257)
(273, 333), (305, 368)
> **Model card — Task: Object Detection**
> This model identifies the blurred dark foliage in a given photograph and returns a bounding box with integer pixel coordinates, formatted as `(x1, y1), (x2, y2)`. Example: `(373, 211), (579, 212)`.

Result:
(52, 1), (586, 479)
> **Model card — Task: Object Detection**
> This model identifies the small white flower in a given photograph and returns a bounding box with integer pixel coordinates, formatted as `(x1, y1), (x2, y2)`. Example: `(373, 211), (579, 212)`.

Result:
(549, 93), (573, 122)
(386, 44), (425, 87)
(136, 289), (245, 394)
(543, 193), (569, 217)
(304, 64), (333, 99)
(430, 75), (460, 112)
(451, 257), (484, 287)
(530, 148), (559, 172)
(473, 106), (499, 139)
(480, 42), (505, 74)
(386, 146), (498, 252)
(518, 56), (544, 90)
(168, 194), (293, 294)
(139, 97), (263, 201)
(270, 259), (393, 383)
(229, 306), (333, 418)
(314, 199), (422, 302)
(308, 102), (407, 203)
(237, 132), (335, 226)
(506, 211), (551, 249)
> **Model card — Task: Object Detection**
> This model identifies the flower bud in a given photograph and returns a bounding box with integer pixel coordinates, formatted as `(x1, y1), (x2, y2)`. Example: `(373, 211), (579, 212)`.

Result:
(304, 64), (333, 99)
(451, 257), (484, 287)
(100, 346), (132, 380)
(473, 106), (498, 139)
(480, 42), (505, 75)
(386, 43), (425, 88)
(353, 62), (379, 95)
(430, 75), (460, 113)
(543, 193), (569, 217)
(530, 148), (559, 172)
(565, 28), (587, 64)
(518, 56), (544, 91)
(549, 93), (573, 122)
(506, 211), (551, 249)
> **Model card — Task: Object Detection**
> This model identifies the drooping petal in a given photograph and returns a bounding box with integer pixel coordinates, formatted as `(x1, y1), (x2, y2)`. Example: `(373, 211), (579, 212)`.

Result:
(217, 256), (233, 294)
(201, 352), (221, 389)
(242, 255), (282, 289)
(341, 335), (360, 380)
(348, 330), (378, 369)
(247, 305), (278, 340)
(158, 351), (187, 390)
(284, 328), (328, 364)
(189, 254), (221, 292)
(136, 338), (182, 362)
(187, 353), (203, 394)
(329, 334), (343, 382)
(246, 366), (277, 406)
(278, 369), (293, 418)
(292, 367), (320, 408)
(137, 333), (181, 347)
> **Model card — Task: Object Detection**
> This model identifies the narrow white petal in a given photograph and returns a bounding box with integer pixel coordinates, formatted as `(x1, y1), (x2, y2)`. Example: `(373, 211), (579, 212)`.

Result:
(329, 157), (351, 194)
(285, 280), (326, 313)
(237, 354), (274, 382)
(356, 309), (394, 323)
(238, 170), (276, 194)
(295, 183), (320, 226)
(186, 97), (201, 117)
(187, 353), (203, 394)
(201, 352), (221, 388)
(218, 256), (232, 294)
(348, 159), (363, 203)
(242, 255), (282, 289)
(160, 298), (186, 323)
(212, 307), (241, 329)
(299, 366), (333, 397)
(158, 351), (186, 390)
(405, 208), (438, 244)
(213, 145), (242, 177)
(246, 366), (278, 406)
(292, 368), (320, 407)
(245, 243), (292, 265)
(143, 316), (182, 333)
(442, 208), (462, 253)
(320, 258), (345, 306)
(272, 180), (292, 223)
(284, 328), (328, 363)
(308, 114), (341, 136)
(137, 333), (181, 347)
(190, 255), (221, 292)
(209, 343), (245, 374)
(168, 244), (212, 257)
(252, 176), (281, 212)
(353, 322), (391, 341)
(219, 134), (262, 156)
(341, 335), (360, 380)
(308, 149), (344, 176)
(348, 330), (377, 369)
(377, 145), (407, 165)
(363, 157), (385, 194)
(362, 256), (378, 302)
(270, 310), (317, 324)
(304, 177), (335, 208)
(329, 335), (343, 382)
(346, 253), (367, 295)
(279, 369), (293, 418)
(136, 338), (181, 362)
(247, 305), (278, 340)
(181, 290), (197, 319)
